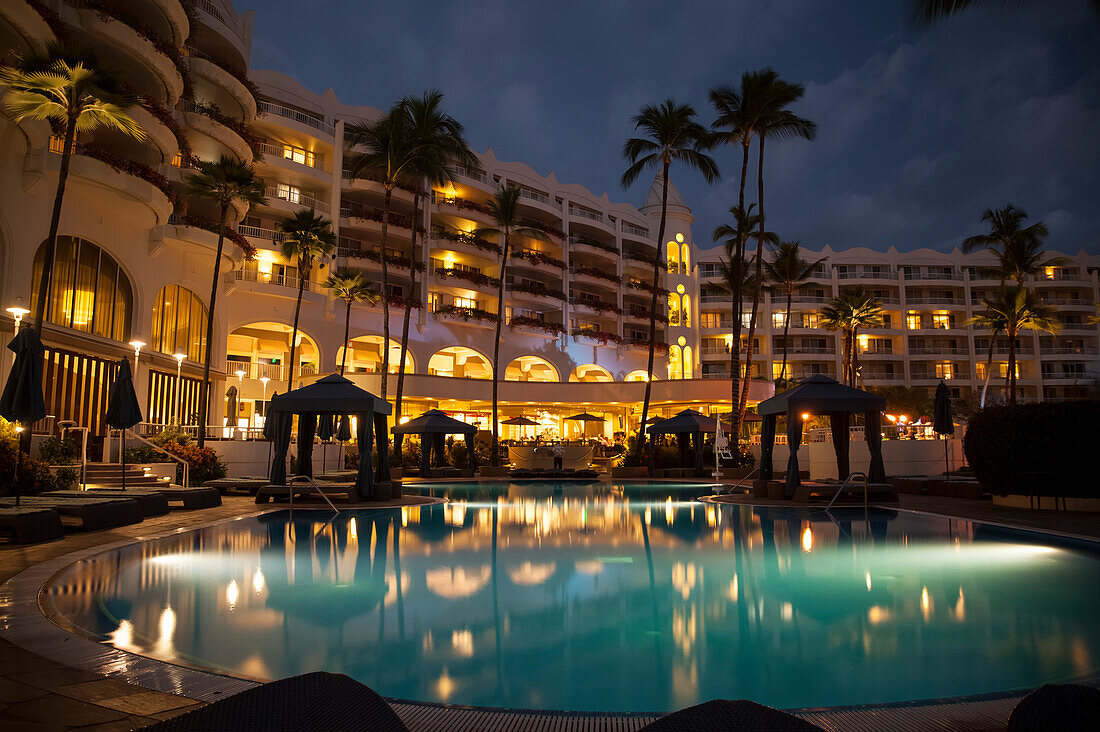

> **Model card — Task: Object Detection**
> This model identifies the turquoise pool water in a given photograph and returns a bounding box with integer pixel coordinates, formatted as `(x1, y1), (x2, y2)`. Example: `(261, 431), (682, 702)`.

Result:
(45, 482), (1100, 712)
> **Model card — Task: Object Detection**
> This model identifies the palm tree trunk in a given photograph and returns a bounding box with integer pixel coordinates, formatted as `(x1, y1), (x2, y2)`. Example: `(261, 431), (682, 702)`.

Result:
(379, 187), (393, 399)
(196, 202), (228, 448)
(1008, 328), (1017, 405)
(737, 134), (767, 423)
(843, 329), (853, 386)
(640, 161), (669, 468)
(780, 287), (792, 382)
(729, 140), (751, 431)
(340, 299), (352, 375)
(850, 327), (860, 387)
(490, 230), (511, 467)
(287, 261), (306, 391)
(979, 331), (997, 408)
(395, 188), (421, 459)
(34, 114), (78, 334)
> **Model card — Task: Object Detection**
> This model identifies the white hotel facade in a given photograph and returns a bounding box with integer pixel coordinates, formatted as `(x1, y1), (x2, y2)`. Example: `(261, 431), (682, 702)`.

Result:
(0, 0), (1096, 442)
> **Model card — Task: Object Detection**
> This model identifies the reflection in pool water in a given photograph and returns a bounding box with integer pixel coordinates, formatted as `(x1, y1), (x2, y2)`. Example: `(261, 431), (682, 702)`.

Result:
(45, 482), (1100, 712)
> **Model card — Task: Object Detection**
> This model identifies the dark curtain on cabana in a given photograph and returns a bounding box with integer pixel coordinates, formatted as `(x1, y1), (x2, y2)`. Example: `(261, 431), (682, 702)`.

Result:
(465, 433), (477, 468)
(785, 412), (804, 496)
(865, 410), (885, 483)
(830, 412), (850, 480)
(357, 412), (374, 499)
(374, 414), (389, 484)
(297, 413), (317, 478)
(760, 414), (776, 481)
(269, 410), (293, 485)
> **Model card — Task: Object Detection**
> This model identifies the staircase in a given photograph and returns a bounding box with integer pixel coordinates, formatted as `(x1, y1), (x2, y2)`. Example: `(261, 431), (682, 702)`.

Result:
(82, 463), (176, 490)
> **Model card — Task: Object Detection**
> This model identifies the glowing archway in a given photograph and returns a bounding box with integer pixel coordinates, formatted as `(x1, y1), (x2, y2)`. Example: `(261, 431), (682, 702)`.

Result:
(569, 364), (613, 383)
(337, 336), (413, 374)
(625, 370), (656, 382)
(505, 355), (559, 382)
(227, 322), (320, 379)
(428, 346), (492, 379)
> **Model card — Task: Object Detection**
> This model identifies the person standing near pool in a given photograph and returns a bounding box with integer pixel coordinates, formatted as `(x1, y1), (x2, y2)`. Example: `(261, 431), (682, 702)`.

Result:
(553, 442), (565, 470)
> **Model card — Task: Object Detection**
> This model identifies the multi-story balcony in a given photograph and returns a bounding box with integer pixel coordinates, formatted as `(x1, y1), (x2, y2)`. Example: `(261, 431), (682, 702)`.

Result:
(257, 99), (335, 137)
(225, 360), (317, 382)
(260, 142), (328, 176)
(836, 267), (894, 280)
(569, 235), (619, 259)
(265, 186), (330, 215)
(904, 296), (967, 306)
(234, 268), (324, 295)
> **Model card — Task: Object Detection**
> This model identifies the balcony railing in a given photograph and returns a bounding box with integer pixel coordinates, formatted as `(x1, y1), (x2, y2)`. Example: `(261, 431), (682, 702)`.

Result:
(224, 361), (317, 381)
(237, 224), (285, 242)
(257, 100), (334, 135)
(903, 271), (963, 281)
(1041, 347), (1099, 355)
(453, 164), (487, 183)
(837, 270), (894, 280)
(259, 142), (325, 170)
(194, 0), (248, 39)
(265, 186), (329, 214)
(905, 297), (965, 305)
(622, 221), (649, 238)
(518, 187), (557, 207)
(235, 268), (323, 293)
(909, 346), (966, 355)
(568, 204), (605, 223)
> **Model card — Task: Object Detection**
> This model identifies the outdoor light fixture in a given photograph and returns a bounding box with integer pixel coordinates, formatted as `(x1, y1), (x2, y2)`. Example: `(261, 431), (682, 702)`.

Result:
(6, 303), (30, 333)
(801, 413), (810, 421)
(173, 353), (186, 425)
(235, 369), (246, 382)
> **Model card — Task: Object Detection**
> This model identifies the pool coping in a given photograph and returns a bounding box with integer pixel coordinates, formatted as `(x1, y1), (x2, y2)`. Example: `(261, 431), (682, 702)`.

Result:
(1, 499), (1095, 730)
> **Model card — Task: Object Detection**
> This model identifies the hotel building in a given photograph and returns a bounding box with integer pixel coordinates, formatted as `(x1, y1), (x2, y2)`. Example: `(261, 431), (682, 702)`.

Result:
(0, 0), (1096, 445)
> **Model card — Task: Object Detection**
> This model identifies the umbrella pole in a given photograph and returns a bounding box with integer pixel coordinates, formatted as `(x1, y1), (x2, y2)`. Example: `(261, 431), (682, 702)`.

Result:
(943, 434), (949, 479)
(122, 430), (126, 491)
(14, 429), (21, 508)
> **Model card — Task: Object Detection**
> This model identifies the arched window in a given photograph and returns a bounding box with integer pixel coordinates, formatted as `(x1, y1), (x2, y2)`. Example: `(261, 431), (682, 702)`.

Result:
(682, 345), (693, 379)
(668, 345), (683, 380)
(667, 293), (680, 326)
(681, 243), (690, 270)
(681, 294), (691, 328)
(666, 240), (680, 273)
(31, 237), (132, 341)
(151, 285), (208, 362)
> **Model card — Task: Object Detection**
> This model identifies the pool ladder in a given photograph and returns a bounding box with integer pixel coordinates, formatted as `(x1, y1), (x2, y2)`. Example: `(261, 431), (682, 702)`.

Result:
(826, 472), (869, 510)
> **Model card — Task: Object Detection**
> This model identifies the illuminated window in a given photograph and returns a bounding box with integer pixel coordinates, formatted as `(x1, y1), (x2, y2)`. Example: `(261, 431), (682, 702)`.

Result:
(683, 345), (693, 379)
(30, 237), (132, 341)
(906, 312), (922, 330)
(802, 313), (820, 329)
(681, 295), (691, 327)
(932, 313), (952, 329)
(276, 182), (301, 204)
(681, 243), (690, 269)
(282, 144), (316, 167)
(772, 311), (787, 328)
(700, 312), (721, 328)
(934, 362), (954, 379)
(667, 293), (681, 325)
(773, 362), (789, 380)
(151, 285), (208, 362)
(668, 344), (683, 379)
(453, 296), (477, 309)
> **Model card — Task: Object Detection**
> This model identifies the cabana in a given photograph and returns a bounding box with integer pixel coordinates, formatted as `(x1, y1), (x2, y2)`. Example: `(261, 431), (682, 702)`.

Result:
(268, 374), (391, 501)
(392, 409), (477, 476)
(756, 375), (886, 496)
(647, 409), (729, 477)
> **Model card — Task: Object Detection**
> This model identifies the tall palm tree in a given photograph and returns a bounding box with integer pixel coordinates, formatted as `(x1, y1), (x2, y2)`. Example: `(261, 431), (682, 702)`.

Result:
(345, 104), (422, 398)
(821, 288), (884, 387)
(715, 252), (757, 379)
(970, 286), (1060, 405)
(1, 44), (145, 335)
(186, 155), (265, 447)
(621, 100), (718, 455)
(473, 186), (549, 466)
(278, 210), (336, 391)
(739, 71), (816, 425)
(763, 241), (827, 383)
(962, 205), (1061, 284)
(393, 91), (477, 446)
(324, 268), (378, 375)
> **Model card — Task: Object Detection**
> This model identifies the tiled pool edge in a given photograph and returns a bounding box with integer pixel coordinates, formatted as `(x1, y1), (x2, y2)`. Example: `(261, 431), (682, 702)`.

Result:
(0, 501), (1061, 731)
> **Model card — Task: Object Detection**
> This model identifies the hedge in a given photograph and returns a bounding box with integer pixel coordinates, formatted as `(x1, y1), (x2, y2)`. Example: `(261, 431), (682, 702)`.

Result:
(963, 400), (1100, 498)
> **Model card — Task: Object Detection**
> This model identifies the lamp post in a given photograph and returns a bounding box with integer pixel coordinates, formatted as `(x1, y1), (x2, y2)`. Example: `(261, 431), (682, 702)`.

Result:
(260, 376), (269, 429)
(6, 304), (30, 334)
(129, 340), (145, 371)
(235, 369), (246, 430)
(174, 352), (186, 426)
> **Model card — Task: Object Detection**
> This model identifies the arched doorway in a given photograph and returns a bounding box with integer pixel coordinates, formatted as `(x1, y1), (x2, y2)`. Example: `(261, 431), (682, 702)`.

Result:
(569, 364), (613, 382)
(428, 346), (492, 379)
(337, 336), (413, 374)
(505, 355), (558, 382)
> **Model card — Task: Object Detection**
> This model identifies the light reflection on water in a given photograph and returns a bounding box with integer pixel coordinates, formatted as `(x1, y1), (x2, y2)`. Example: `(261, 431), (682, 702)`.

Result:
(45, 482), (1100, 712)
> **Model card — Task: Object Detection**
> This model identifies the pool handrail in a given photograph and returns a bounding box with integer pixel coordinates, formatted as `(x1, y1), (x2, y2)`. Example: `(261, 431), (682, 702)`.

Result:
(826, 471), (868, 510)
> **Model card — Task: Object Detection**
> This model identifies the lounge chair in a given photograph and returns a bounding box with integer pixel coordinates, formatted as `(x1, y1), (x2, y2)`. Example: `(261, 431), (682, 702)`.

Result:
(153, 486), (222, 509)
(43, 490), (170, 517)
(0, 507), (64, 544)
(0, 496), (143, 531)
(641, 700), (823, 731)
(255, 481), (360, 504)
(1008, 683), (1100, 731)
(139, 671), (408, 732)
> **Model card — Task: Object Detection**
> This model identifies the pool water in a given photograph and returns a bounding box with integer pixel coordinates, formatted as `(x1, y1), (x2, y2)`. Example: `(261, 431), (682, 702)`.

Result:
(45, 482), (1100, 712)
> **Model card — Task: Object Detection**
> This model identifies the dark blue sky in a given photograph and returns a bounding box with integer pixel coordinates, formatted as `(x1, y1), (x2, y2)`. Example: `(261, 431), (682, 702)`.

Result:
(250, 0), (1099, 253)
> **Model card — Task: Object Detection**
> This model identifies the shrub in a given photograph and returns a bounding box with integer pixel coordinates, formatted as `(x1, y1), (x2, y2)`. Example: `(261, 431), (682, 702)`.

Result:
(126, 428), (227, 484)
(963, 400), (1100, 497)
(0, 419), (57, 496)
(38, 435), (79, 465)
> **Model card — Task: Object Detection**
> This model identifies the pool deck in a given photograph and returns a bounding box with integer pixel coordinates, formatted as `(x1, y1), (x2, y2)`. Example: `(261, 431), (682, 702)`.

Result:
(0, 490), (1095, 731)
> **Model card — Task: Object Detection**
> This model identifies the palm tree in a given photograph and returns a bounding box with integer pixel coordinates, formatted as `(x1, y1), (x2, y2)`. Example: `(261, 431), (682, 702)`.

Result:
(473, 186), (549, 466)
(712, 203), (768, 414)
(278, 210), (336, 391)
(1, 44), (145, 335)
(715, 252), (757, 380)
(345, 104), (422, 398)
(392, 91), (477, 445)
(962, 205), (1061, 284)
(763, 241), (827, 383)
(970, 286), (1060, 405)
(739, 71), (816, 426)
(325, 268), (378, 375)
(186, 155), (265, 447)
(821, 288), (884, 387)
(621, 100), (718, 455)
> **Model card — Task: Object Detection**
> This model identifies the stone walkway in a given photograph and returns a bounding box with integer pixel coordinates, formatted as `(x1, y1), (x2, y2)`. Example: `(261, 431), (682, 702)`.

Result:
(0, 490), (1095, 730)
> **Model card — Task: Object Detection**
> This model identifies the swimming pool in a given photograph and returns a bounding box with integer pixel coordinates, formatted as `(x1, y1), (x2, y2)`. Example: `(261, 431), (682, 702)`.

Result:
(44, 482), (1100, 713)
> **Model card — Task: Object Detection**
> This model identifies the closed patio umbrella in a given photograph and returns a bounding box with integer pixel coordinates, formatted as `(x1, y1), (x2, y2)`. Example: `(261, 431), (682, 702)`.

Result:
(317, 415), (335, 474)
(105, 359), (143, 490)
(225, 386), (238, 434)
(263, 391), (279, 468)
(0, 329), (47, 505)
(933, 381), (953, 477)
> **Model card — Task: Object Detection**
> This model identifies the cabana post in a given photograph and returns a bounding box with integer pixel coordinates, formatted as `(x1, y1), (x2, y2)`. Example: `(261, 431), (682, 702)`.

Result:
(393, 409), (478, 477)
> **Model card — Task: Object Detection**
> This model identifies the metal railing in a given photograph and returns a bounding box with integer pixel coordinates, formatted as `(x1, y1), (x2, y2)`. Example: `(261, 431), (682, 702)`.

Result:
(237, 224), (285, 242)
(827, 472), (868, 510)
(837, 270), (894, 280)
(622, 221), (649, 237)
(568, 204), (605, 223)
(194, 0), (248, 39)
(111, 428), (189, 488)
(234, 268), (324, 293)
(265, 186), (329, 214)
(903, 271), (963, 281)
(259, 142), (325, 170)
(257, 100), (334, 135)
